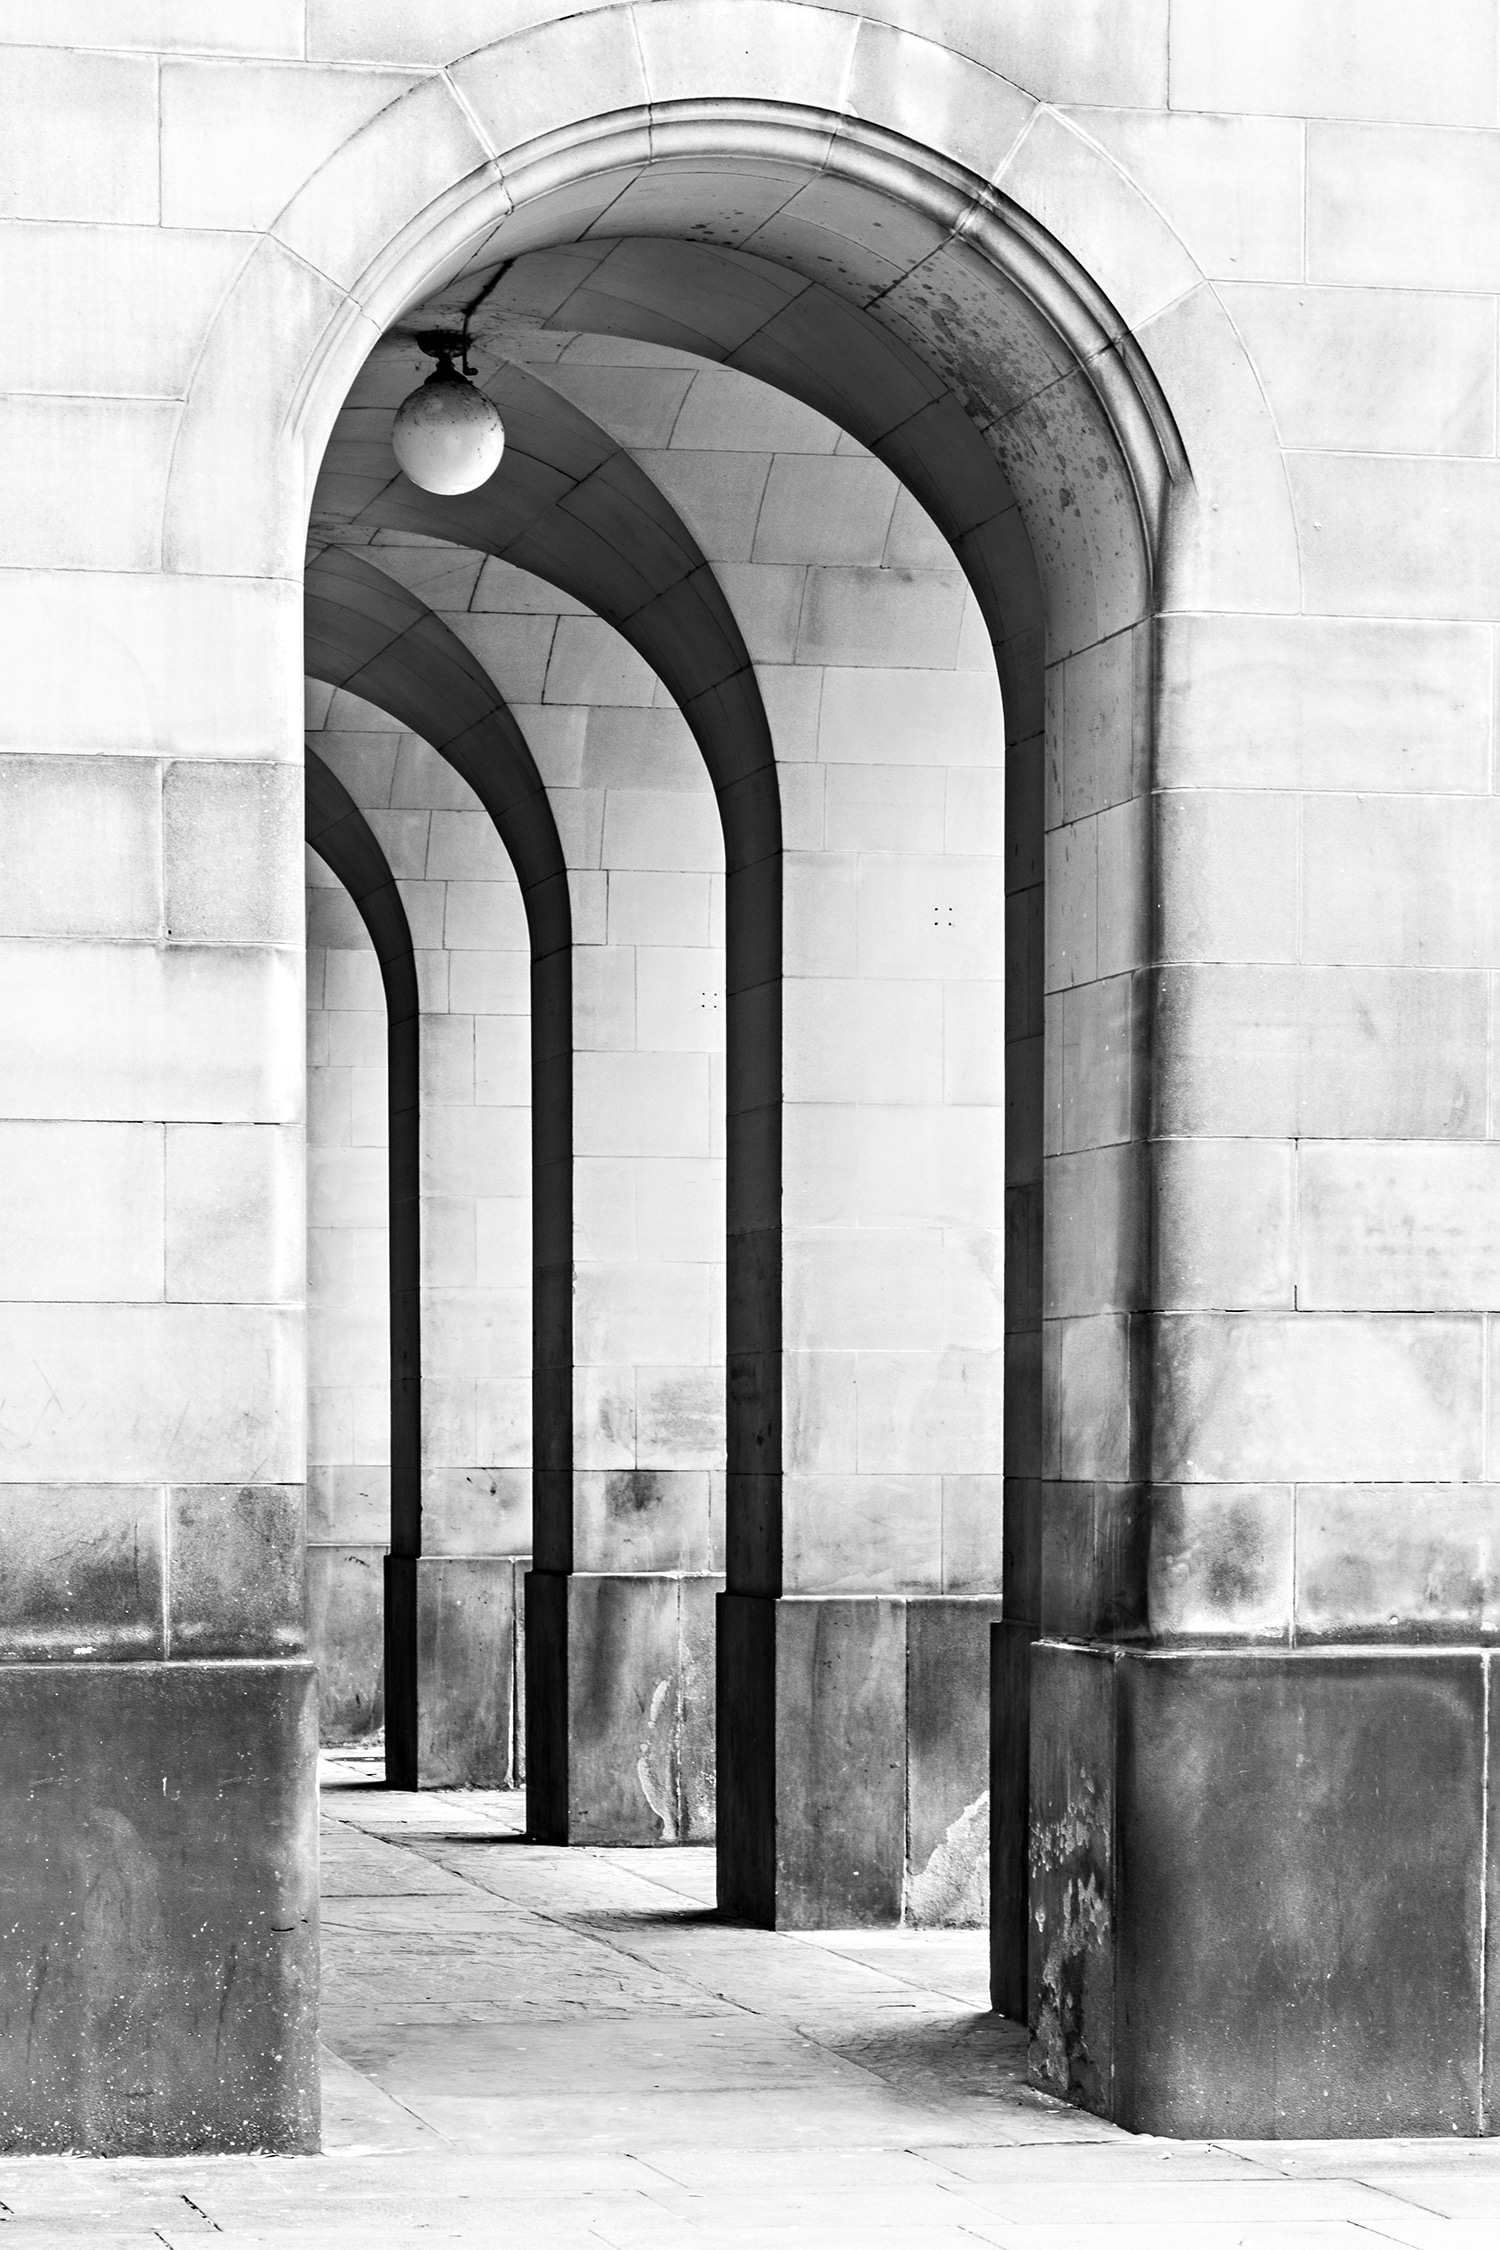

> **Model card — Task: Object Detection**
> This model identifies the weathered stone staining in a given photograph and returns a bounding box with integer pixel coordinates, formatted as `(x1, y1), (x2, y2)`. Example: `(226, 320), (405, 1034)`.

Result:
(5, 0), (1500, 2156)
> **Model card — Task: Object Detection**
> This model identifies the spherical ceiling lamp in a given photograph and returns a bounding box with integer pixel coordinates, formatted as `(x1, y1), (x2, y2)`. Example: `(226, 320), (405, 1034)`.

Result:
(391, 332), (505, 496)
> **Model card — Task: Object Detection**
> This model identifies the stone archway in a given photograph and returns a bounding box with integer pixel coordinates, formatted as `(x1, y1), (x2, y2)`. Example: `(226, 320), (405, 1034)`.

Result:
(152, 2), (1296, 2141)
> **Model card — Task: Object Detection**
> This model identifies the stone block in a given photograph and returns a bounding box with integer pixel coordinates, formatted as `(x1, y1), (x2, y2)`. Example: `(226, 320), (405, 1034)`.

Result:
(421, 1466), (528, 1556)
(773, 1594), (906, 1928)
(0, 397), (179, 573)
(3, 574), (298, 763)
(447, 949), (528, 1014)
(1040, 1480), (1148, 1641)
(0, 1121), (163, 1302)
(848, 21), (1035, 185)
(0, 755), (161, 938)
(1057, 975), (1139, 1154)
(1226, 284), (1495, 457)
(1027, 1640), (1117, 2110)
(454, 9), (648, 155)
(0, 1304), (302, 1485)
(1159, 614), (1491, 796)
(472, 1015), (530, 1102)
(307, 1146), (385, 1234)
(941, 1473), (1004, 1595)
(634, 948), (725, 1055)
(440, 876), (528, 948)
(416, 1556), (516, 1788)
(821, 765), (942, 857)
(445, 615), (557, 708)
(421, 1105), (529, 1197)
(1113, 1649), (1487, 2136)
(1310, 122), (1500, 289)
(1155, 965), (1487, 1141)
(601, 789), (723, 874)
(1171, 0), (1495, 123)
(307, 1463), (387, 1547)
(306, 1546), (383, 1743)
(1051, 1315), (1138, 1484)
(634, 0), (858, 109)
(1043, 1144), (1147, 1320)
(671, 367), (839, 454)
(798, 567), (970, 671)
(605, 871), (713, 948)
(551, 1571), (719, 1845)
(574, 1467), (716, 1575)
(168, 1486), (305, 1660)
(784, 1227), (943, 1354)
(165, 1124), (303, 1304)
(782, 1350), (857, 1477)
(1153, 1313), (1483, 1485)
(1295, 1484), (1500, 1642)
(1069, 109), (1303, 282)
(856, 854), (1005, 984)
(322, 945), (385, 1014)
(1045, 821), (1097, 992)
(161, 59), (415, 232)
(544, 616), (658, 707)
(2, 1), (301, 52)
(1304, 794), (1500, 969)
(1156, 1138), (1295, 1312)
(1137, 282), (1300, 617)
(783, 852), (858, 980)
(782, 1471), (942, 1594)
(752, 459), (900, 568)
(1147, 1484), (1294, 1642)
(575, 1257), (716, 1368)
(1293, 452), (1500, 623)
(0, 1660), (318, 2152)
(0, 47), (157, 222)
(163, 763), (302, 945)
(905, 1598), (1002, 1927)
(4, 940), (301, 1125)
(817, 667), (999, 767)
(635, 450), (772, 565)
(0, 1486), (164, 1663)
(854, 1349), (1005, 1478)
(634, 1367), (725, 1469)
(272, 72), (487, 296)
(784, 978), (944, 1105)
(1158, 791), (1297, 965)
(1001, 108), (1200, 334)
(1298, 1141), (1500, 1310)
(945, 980), (1007, 1106)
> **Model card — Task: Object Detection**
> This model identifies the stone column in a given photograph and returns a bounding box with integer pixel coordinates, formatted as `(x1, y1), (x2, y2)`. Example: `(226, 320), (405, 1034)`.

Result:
(0, 581), (318, 2148)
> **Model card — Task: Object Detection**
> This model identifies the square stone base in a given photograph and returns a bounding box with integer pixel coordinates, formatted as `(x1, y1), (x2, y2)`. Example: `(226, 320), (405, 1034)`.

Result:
(385, 1555), (526, 1788)
(1026, 1640), (1498, 2137)
(525, 1570), (718, 1844)
(0, 1660), (319, 2153)
(718, 1593), (1001, 1928)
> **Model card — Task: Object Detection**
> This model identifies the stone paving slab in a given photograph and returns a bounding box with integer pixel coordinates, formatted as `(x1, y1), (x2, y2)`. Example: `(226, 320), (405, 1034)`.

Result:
(1, 1751), (1497, 2245)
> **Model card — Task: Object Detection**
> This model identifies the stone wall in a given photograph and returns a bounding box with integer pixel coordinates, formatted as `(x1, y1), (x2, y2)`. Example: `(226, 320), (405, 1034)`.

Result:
(7, 0), (1500, 2146)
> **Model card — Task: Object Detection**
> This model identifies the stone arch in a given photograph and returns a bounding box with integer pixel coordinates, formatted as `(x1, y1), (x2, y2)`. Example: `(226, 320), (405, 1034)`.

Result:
(166, 8), (1300, 1959)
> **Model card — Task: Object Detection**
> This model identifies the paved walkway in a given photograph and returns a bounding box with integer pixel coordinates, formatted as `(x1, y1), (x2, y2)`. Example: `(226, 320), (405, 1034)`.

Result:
(1, 1750), (1496, 2244)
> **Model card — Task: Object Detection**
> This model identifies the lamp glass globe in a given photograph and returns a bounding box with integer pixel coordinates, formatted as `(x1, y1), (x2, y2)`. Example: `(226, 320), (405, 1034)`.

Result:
(391, 365), (505, 496)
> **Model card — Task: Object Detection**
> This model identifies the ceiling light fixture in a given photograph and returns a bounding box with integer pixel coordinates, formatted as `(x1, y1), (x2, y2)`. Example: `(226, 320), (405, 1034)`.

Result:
(391, 330), (505, 496)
